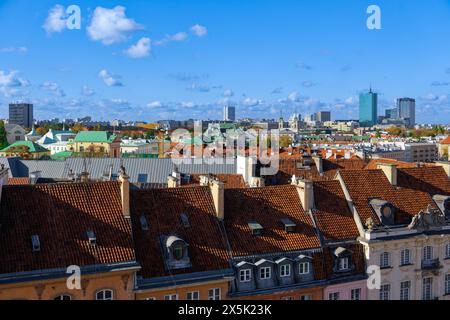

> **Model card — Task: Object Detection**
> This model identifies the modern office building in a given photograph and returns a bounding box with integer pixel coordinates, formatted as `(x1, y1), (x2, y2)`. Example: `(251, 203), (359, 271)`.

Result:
(397, 98), (416, 127)
(359, 89), (378, 127)
(316, 111), (331, 123)
(385, 108), (398, 119)
(223, 105), (236, 122)
(9, 103), (33, 128)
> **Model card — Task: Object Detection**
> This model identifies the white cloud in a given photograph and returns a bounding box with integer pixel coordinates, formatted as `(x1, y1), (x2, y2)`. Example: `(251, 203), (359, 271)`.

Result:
(186, 83), (210, 92)
(288, 91), (301, 102)
(0, 47), (28, 54)
(190, 24), (208, 37)
(98, 69), (124, 87)
(241, 97), (263, 107)
(147, 101), (162, 108)
(40, 81), (66, 97)
(0, 70), (29, 98)
(124, 37), (151, 59)
(181, 101), (195, 108)
(43, 5), (67, 34)
(81, 85), (95, 96)
(154, 32), (188, 46)
(222, 89), (234, 97)
(87, 6), (144, 45)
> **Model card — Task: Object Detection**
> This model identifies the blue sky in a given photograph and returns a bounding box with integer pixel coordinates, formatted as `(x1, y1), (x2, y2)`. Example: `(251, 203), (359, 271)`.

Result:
(1, 0), (450, 123)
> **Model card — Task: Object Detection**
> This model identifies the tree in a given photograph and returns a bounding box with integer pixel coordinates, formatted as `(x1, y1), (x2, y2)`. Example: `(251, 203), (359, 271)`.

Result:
(71, 123), (85, 133)
(375, 129), (382, 138)
(0, 120), (8, 150)
(279, 135), (293, 148)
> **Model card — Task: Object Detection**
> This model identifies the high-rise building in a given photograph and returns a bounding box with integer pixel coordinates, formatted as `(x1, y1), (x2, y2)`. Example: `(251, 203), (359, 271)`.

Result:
(385, 108), (398, 119)
(397, 98), (415, 127)
(223, 105), (236, 122)
(9, 103), (33, 128)
(316, 111), (331, 123)
(359, 89), (378, 127)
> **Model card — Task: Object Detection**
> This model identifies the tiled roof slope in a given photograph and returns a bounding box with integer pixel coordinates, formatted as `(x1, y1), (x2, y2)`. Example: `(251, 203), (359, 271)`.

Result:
(224, 185), (321, 257)
(0, 182), (136, 274)
(182, 174), (247, 189)
(8, 177), (31, 185)
(397, 167), (450, 196)
(339, 170), (437, 225)
(440, 136), (450, 145)
(312, 180), (360, 241)
(365, 158), (435, 170)
(130, 187), (230, 278)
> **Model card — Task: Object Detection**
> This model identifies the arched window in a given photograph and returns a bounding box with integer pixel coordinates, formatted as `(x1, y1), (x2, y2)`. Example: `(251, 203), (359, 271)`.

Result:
(54, 295), (72, 300)
(96, 289), (114, 300)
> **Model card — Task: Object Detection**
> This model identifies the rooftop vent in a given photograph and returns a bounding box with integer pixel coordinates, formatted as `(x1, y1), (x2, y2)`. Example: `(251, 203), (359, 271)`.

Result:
(248, 221), (264, 236)
(86, 230), (97, 246)
(180, 213), (190, 228)
(280, 218), (297, 233)
(31, 235), (40, 252)
(140, 215), (149, 231)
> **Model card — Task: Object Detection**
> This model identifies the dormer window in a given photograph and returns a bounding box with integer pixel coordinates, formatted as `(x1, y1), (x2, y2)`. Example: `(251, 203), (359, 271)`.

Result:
(180, 213), (190, 228)
(280, 218), (296, 233)
(299, 262), (310, 274)
(173, 242), (184, 260)
(338, 257), (349, 271)
(369, 199), (395, 225)
(31, 235), (40, 252)
(140, 215), (149, 231)
(432, 195), (450, 217)
(164, 236), (191, 270)
(333, 247), (353, 272)
(248, 221), (263, 236)
(86, 230), (96, 247)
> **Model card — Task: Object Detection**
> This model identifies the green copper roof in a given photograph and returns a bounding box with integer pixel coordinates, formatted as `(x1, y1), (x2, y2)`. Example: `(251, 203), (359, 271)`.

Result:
(0, 140), (49, 153)
(74, 131), (117, 143)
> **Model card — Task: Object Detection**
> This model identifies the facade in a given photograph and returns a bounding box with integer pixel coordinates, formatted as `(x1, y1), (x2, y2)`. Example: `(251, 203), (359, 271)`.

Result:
(438, 136), (450, 160)
(120, 138), (157, 155)
(359, 90), (378, 127)
(316, 111), (331, 123)
(72, 131), (121, 157)
(397, 98), (416, 128)
(223, 106), (236, 122)
(385, 108), (398, 119)
(9, 103), (33, 129)
(403, 142), (438, 163)
(5, 123), (26, 144)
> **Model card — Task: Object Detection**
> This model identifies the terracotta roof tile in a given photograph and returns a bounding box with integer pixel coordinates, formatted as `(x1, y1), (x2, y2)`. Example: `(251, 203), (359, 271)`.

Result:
(8, 177), (31, 185)
(182, 174), (247, 189)
(440, 136), (450, 145)
(224, 185), (321, 257)
(365, 158), (435, 170)
(397, 167), (450, 196)
(0, 182), (136, 274)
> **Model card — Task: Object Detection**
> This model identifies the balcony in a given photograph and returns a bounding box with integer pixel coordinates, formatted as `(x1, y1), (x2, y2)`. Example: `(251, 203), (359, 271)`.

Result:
(421, 258), (440, 270)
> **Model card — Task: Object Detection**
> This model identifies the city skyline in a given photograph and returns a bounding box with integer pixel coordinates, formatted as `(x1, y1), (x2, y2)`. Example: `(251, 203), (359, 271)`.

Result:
(1, 1), (450, 123)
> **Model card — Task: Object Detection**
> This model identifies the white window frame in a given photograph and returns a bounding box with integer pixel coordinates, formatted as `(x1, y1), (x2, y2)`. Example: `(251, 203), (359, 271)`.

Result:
(54, 294), (72, 300)
(208, 288), (221, 300)
(351, 288), (361, 300)
(338, 257), (349, 271)
(328, 292), (339, 300)
(446, 243), (450, 259)
(239, 269), (251, 282)
(445, 274), (450, 295)
(300, 295), (312, 300)
(259, 266), (271, 280)
(298, 262), (310, 275)
(423, 246), (433, 261)
(422, 277), (433, 300)
(400, 281), (410, 300)
(164, 294), (178, 300)
(400, 249), (411, 266)
(280, 264), (291, 277)
(380, 252), (390, 268)
(379, 284), (390, 300)
(96, 289), (114, 301)
(187, 291), (200, 300)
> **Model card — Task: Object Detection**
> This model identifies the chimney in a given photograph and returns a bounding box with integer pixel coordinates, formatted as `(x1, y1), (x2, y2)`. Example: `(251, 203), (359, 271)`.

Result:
(79, 171), (90, 183)
(199, 175), (211, 186)
(377, 163), (397, 186)
(118, 166), (130, 218)
(237, 156), (256, 184)
(249, 176), (265, 188)
(292, 178), (315, 212)
(312, 155), (323, 174)
(209, 179), (224, 220)
(436, 161), (450, 179)
(0, 164), (8, 186)
(167, 175), (179, 188)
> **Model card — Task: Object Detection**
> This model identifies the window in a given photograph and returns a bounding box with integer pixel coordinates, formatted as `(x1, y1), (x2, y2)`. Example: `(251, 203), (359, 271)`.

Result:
(281, 296), (293, 300)
(338, 257), (349, 271)
(137, 174), (148, 183)
(187, 291), (199, 300)
(259, 267), (271, 279)
(280, 264), (291, 277)
(328, 292), (339, 300)
(164, 294), (178, 300)
(445, 274), (450, 295)
(351, 288), (361, 300)
(446, 244), (450, 259)
(299, 262), (310, 275)
(380, 252), (390, 268)
(300, 295), (312, 300)
(379, 284), (390, 300)
(239, 269), (251, 282)
(400, 249), (411, 266)
(96, 289), (113, 300)
(423, 246), (433, 261)
(400, 281), (410, 300)
(208, 288), (221, 300)
(54, 295), (72, 300)
(422, 277), (433, 300)
(172, 243), (184, 260)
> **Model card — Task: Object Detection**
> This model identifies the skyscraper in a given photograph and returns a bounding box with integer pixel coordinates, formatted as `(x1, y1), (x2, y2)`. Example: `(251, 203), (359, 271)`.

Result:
(316, 111), (331, 122)
(397, 98), (415, 127)
(223, 105), (236, 122)
(9, 103), (33, 128)
(359, 89), (378, 127)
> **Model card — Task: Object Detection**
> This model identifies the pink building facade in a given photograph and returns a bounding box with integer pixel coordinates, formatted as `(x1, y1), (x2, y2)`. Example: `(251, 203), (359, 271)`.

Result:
(323, 279), (368, 300)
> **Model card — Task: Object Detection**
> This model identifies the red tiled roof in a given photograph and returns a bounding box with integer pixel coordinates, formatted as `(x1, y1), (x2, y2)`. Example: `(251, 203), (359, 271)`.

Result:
(8, 177), (31, 185)
(312, 180), (360, 241)
(130, 187), (230, 278)
(0, 182), (136, 274)
(339, 170), (436, 225)
(397, 166), (450, 196)
(365, 158), (435, 170)
(182, 174), (247, 189)
(224, 185), (321, 257)
(440, 136), (450, 145)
